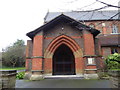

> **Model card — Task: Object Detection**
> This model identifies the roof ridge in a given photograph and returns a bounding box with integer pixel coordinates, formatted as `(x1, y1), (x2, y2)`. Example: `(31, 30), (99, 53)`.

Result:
(45, 10), (119, 22)
(27, 14), (100, 38)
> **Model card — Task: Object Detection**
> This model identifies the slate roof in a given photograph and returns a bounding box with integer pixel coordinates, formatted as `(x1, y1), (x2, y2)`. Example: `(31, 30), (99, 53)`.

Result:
(27, 14), (100, 39)
(99, 34), (120, 46)
(44, 10), (120, 22)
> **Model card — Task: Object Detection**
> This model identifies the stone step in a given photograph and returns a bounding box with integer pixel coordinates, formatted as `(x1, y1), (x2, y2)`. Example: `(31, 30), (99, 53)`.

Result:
(44, 75), (84, 79)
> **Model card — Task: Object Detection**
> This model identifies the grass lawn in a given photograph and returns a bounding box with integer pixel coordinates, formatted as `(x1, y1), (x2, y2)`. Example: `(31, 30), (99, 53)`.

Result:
(0, 67), (25, 70)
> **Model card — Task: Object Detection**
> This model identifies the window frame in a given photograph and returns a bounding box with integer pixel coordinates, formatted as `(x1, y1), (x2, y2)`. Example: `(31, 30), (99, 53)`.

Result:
(111, 48), (118, 54)
(87, 58), (96, 65)
(112, 24), (118, 34)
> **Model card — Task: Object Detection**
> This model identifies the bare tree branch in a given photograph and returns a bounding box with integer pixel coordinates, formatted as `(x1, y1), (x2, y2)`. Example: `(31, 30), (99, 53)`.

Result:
(96, 0), (120, 8)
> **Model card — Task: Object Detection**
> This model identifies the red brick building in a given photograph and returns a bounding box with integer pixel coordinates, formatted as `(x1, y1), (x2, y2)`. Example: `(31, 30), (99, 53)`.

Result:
(25, 10), (120, 80)
(44, 10), (120, 57)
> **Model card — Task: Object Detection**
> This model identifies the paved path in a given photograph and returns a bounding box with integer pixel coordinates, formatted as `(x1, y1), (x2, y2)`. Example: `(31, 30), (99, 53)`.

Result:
(15, 79), (111, 88)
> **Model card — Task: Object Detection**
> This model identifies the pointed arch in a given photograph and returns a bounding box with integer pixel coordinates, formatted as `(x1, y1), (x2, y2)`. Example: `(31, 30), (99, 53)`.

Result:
(45, 35), (83, 58)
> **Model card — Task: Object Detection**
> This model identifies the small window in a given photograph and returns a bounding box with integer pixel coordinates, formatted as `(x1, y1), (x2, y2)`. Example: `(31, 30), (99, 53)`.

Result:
(112, 25), (118, 33)
(111, 48), (118, 54)
(89, 24), (95, 28)
(87, 58), (95, 65)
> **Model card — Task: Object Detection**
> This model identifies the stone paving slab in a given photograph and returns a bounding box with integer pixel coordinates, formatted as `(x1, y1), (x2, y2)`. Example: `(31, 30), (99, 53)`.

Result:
(15, 79), (111, 88)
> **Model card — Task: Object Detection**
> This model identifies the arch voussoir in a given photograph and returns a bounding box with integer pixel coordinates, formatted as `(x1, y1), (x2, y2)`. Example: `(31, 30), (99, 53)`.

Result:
(49, 38), (77, 53)
(46, 35), (82, 57)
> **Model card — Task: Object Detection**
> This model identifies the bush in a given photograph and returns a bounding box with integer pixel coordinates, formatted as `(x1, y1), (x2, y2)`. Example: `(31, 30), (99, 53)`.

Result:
(105, 53), (120, 70)
(16, 72), (25, 79)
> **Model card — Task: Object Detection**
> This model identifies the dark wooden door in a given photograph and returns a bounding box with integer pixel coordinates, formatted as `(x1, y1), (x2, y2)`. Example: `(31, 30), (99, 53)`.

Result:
(53, 44), (75, 75)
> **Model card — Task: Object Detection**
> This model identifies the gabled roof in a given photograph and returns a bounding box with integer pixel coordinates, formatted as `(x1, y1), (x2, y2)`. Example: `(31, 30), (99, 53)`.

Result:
(44, 10), (120, 22)
(27, 14), (100, 39)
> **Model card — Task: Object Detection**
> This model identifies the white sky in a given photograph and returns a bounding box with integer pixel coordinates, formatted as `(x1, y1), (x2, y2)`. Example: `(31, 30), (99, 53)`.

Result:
(0, 0), (119, 51)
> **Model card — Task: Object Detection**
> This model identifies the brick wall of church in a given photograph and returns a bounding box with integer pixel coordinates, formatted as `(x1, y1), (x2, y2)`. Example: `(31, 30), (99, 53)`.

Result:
(42, 22), (84, 53)
(84, 21), (120, 35)
(84, 20), (120, 57)
(26, 20), (102, 75)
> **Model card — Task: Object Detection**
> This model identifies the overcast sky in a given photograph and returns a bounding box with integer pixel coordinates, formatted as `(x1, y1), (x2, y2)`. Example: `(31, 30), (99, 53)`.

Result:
(0, 0), (119, 51)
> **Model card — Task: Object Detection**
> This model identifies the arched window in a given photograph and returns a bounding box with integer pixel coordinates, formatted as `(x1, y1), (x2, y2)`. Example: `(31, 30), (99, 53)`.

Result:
(112, 24), (118, 33)
(89, 23), (95, 29)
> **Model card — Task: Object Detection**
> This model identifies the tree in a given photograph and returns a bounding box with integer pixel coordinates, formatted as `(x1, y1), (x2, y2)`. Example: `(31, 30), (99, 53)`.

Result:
(105, 53), (120, 69)
(2, 39), (26, 67)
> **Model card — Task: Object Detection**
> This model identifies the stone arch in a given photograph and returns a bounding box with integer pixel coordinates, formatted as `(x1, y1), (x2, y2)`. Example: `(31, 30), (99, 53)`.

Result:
(44, 35), (83, 58)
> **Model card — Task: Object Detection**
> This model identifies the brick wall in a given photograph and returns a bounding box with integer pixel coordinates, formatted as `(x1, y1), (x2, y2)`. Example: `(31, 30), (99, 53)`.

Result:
(94, 38), (101, 55)
(101, 47), (111, 57)
(82, 30), (95, 55)
(85, 21), (120, 35)
(43, 58), (52, 74)
(75, 57), (84, 74)
(32, 35), (43, 71)
(26, 40), (33, 71)
(43, 22), (84, 53)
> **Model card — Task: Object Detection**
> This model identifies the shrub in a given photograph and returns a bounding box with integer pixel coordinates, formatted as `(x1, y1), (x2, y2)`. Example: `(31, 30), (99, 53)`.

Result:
(16, 72), (25, 79)
(105, 53), (120, 70)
